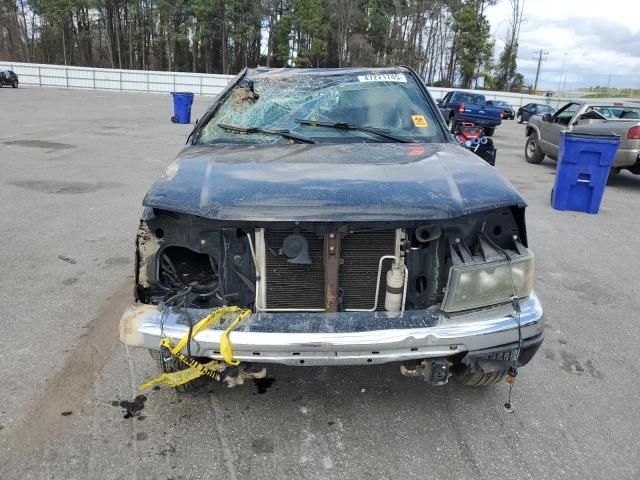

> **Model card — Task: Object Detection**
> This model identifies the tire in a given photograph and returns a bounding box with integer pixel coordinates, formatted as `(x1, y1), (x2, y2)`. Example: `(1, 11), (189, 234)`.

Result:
(483, 127), (495, 137)
(447, 115), (456, 133)
(517, 113), (523, 124)
(525, 133), (545, 164)
(12, 81), (18, 88)
(627, 163), (640, 175)
(171, 115), (179, 123)
(608, 168), (621, 181)
(453, 351), (515, 386)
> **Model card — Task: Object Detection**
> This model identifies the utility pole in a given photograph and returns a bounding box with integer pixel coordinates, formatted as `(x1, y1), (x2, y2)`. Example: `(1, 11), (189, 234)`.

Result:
(556, 51), (567, 96)
(533, 49), (548, 94)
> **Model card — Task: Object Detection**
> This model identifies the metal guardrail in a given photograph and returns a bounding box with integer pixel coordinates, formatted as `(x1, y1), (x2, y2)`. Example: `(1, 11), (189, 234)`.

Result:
(0, 61), (234, 96)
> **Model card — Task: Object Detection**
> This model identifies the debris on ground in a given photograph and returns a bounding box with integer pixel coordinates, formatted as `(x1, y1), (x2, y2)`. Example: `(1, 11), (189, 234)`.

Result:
(57, 255), (77, 264)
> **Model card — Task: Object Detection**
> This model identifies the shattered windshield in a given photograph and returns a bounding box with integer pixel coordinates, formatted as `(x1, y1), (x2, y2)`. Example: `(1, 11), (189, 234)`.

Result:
(196, 69), (446, 145)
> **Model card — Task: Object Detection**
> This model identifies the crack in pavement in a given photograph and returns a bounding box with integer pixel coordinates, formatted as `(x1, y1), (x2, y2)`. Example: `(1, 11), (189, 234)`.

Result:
(5, 278), (133, 457)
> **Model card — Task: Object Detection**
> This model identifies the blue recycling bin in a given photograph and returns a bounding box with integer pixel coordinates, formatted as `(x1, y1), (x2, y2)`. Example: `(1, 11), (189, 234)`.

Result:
(170, 92), (194, 124)
(551, 131), (620, 214)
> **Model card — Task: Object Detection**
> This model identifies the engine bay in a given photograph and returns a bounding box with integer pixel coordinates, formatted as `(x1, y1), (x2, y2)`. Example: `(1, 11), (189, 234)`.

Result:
(135, 206), (528, 314)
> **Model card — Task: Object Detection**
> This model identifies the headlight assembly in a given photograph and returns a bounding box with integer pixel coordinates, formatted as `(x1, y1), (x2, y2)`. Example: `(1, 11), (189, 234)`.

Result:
(442, 252), (535, 313)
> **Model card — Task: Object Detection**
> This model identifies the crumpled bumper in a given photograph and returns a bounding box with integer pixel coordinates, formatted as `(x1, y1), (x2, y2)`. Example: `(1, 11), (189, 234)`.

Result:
(119, 293), (544, 366)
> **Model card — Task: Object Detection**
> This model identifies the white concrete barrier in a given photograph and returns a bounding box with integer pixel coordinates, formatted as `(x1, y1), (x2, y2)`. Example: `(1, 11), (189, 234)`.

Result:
(0, 61), (234, 96)
(1, 61), (578, 107)
(426, 86), (572, 110)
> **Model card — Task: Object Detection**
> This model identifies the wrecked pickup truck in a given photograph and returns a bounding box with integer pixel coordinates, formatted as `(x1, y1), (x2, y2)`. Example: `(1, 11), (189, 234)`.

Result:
(120, 67), (543, 391)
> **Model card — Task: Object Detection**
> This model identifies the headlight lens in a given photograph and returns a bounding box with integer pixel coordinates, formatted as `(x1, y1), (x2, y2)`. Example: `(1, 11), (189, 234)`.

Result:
(442, 252), (535, 313)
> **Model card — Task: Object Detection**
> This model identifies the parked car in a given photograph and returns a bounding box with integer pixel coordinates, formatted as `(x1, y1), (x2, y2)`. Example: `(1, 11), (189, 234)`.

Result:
(487, 100), (515, 120)
(516, 103), (555, 124)
(0, 70), (19, 88)
(524, 101), (640, 174)
(437, 91), (504, 136)
(120, 67), (543, 392)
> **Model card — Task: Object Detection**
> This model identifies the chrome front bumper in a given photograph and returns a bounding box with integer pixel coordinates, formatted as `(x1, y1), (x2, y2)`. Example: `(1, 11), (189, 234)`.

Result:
(119, 293), (544, 366)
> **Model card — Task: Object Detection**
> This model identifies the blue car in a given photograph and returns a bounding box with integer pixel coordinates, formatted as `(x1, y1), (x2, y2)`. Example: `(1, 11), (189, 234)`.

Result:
(516, 103), (555, 124)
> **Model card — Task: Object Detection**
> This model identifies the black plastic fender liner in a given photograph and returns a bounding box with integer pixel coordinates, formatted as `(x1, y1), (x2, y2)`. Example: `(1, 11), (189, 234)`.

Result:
(460, 333), (544, 374)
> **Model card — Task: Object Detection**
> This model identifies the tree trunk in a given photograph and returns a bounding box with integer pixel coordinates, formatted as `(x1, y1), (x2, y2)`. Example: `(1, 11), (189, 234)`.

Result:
(114, 6), (122, 68)
(17, 0), (30, 61)
(221, 3), (226, 74)
(62, 28), (67, 65)
(192, 25), (197, 72)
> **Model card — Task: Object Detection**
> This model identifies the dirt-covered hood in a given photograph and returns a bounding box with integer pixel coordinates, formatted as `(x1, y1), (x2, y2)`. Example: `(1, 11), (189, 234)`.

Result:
(143, 142), (526, 222)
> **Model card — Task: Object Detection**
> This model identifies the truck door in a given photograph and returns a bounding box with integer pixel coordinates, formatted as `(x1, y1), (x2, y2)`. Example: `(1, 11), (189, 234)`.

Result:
(439, 91), (452, 118)
(539, 103), (580, 159)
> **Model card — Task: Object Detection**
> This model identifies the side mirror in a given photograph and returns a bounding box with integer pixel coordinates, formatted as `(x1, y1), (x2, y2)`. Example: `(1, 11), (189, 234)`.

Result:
(436, 100), (443, 107)
(541, 113), (553, 122)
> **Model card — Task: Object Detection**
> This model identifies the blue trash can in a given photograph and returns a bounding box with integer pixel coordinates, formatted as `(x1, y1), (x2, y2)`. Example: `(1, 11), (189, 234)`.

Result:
(551, 131), (620, 214)
(170, 92), (194, 124)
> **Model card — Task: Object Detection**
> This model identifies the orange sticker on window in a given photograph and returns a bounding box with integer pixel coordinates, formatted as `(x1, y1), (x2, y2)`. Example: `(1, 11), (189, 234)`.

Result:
(412, 114), (428, 128)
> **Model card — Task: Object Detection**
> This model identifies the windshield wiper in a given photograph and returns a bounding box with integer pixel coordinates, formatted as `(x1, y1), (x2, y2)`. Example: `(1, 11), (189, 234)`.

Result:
(295, 119), (414, 143)
(217, 123), (316, 144)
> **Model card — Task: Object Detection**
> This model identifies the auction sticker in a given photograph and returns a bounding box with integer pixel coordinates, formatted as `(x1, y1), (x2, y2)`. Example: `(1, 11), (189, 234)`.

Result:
(357, 73), (407, 83)
(411, 114), (429, 128)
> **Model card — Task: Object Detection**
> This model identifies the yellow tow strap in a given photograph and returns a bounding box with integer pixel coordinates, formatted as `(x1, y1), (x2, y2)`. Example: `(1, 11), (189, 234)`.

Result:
(139, 306), (251, 390)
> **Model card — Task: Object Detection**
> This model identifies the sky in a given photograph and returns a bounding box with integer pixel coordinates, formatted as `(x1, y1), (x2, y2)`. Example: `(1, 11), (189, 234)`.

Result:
(486, 0), (640, 91)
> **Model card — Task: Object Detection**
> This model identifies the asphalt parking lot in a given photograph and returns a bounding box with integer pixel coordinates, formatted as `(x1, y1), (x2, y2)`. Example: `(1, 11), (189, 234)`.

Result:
(1, 87), (639, 480)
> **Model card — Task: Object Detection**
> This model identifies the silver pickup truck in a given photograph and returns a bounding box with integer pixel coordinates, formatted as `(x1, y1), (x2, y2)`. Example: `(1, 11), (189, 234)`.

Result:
(524, 101), (640, 174)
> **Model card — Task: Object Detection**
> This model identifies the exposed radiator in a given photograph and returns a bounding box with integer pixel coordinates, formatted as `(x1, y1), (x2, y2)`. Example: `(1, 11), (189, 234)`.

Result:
(261, 228), (397, 312)
(264, 230), (325, 309)
(340, 230), (396, 311)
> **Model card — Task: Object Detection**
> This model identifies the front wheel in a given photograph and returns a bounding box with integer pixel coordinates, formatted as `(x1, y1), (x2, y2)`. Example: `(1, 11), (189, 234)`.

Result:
(525, 133), (545, 164)
(517, 113), (523, 124)
(12, 81), (17, 88)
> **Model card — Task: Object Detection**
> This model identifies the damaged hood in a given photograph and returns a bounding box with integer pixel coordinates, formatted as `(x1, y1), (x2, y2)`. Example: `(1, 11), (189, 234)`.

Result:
(143, 142), (526, 222)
